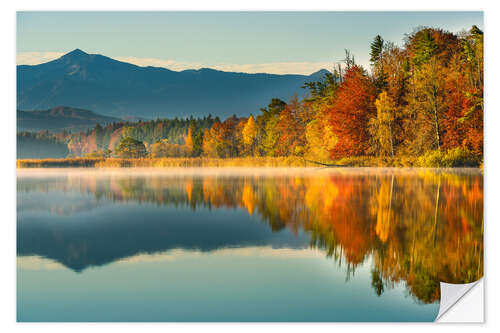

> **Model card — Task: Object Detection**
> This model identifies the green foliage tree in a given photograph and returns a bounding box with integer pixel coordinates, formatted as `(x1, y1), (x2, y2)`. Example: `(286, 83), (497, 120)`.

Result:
(256, 99), (287, 156)
(261, 115), (280, 156)
(94, 123), (104, 150)
(409, 28), (438, 68)
(370, 35), (387, 92)
(370, 35), (384, 64)
(85, 149), (112, 158)
(115, 137), (148, 158)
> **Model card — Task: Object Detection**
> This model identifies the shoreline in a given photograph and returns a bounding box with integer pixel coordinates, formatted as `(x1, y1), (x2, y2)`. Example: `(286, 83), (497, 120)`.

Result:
(16, 156), (482, 169)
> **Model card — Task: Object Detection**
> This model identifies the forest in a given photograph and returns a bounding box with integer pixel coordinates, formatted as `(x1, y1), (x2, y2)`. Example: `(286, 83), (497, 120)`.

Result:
(17, 26), (483, 167)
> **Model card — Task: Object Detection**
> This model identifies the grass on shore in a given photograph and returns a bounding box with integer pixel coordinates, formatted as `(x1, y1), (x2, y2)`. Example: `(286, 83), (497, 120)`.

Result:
(16, 150), (482, 169)
(17, 156), (314, 168)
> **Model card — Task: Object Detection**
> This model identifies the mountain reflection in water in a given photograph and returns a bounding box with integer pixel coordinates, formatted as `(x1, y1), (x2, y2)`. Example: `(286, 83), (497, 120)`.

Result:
(17, 168), (483, 305)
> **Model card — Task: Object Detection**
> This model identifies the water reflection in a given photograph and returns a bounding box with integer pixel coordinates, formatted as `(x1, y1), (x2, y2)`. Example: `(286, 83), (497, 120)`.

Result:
(17, 168), (483, 305)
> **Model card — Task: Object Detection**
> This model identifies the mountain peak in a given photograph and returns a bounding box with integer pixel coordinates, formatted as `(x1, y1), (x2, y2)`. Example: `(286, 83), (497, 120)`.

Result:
(69, 48), (87, 55)
(309, 69), (330, 77)
(18, 49), (318, 119)
(61, 48), (89, 60)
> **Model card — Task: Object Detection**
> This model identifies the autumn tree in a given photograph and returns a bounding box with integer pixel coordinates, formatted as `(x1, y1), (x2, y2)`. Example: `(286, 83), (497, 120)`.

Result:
(261, 115), (280, 156)
(184, 127), (194, 156)
(302, 72), (341, 161)
(275, 101), (306, 156)
(304, 117), (337, 161)
(218, 116), (239, 157)
(327, 65), (376, 158)
(151, 139), (190, 157)
(201, 117), (241, 158)
(458, 25), (483, 155)
(201, 127), (218, 157)
(403, 28), (460, 154)
(369, 91), (396, 157)
(257, 99), (287, 156)
(242, 115), (258, 156)
(234, 118), (247, 155)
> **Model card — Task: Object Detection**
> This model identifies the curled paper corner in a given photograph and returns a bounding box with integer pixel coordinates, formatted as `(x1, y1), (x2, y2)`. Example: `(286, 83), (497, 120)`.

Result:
(435, 278), (484, 322)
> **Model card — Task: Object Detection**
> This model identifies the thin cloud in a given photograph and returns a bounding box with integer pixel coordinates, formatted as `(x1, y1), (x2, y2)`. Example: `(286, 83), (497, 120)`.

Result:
(210, 62), (331, 75)
(17, 247), (325, 271)
(17, 52), (330, 75)
(117, 56), (331, 75)
(17, 51), (65, 65)
(115, 56), (205, 71)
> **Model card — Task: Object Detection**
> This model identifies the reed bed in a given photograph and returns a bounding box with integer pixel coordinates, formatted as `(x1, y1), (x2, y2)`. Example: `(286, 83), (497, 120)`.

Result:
(17, 157), (314, 168)
(16, 153), (481, 168)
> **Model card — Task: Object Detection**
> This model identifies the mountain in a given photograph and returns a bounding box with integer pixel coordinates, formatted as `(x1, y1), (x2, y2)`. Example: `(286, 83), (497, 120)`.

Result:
(17, 106), (120, 132)
(17, 49), (329, 119)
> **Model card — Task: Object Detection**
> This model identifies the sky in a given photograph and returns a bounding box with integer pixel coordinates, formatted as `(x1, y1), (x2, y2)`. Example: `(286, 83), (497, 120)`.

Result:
(17, 11), (483, 74)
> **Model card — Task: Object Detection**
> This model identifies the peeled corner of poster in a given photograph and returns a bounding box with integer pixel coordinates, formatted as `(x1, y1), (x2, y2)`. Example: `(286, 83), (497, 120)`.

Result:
(436, 278), (484, 323)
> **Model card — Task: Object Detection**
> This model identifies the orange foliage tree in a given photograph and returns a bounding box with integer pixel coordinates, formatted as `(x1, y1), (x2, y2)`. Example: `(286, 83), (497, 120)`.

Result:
(326, 65), (376, 158)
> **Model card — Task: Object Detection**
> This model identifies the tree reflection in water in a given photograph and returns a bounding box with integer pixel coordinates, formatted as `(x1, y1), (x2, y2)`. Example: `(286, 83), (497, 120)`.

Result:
(17, 168), (483, 304)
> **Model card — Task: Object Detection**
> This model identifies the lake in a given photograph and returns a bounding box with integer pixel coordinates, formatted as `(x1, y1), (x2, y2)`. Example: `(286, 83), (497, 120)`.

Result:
(16, 167), (483, 322)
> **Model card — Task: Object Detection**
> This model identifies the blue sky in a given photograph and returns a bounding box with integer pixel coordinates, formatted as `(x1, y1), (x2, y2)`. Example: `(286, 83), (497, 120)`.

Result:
(17, 11), (483, 74)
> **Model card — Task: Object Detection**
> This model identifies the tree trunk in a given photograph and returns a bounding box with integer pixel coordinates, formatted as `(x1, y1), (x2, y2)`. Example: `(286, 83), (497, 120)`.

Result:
(432, 87), (441, 150)
(434, 110), (441, 151)
(389, 123), (394, 157)
(433, 177), (441, 246)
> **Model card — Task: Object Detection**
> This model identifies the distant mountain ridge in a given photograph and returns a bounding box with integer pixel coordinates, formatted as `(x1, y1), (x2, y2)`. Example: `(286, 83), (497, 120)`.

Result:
(17, 106), (120, 132)
(17, 49), (329, 119)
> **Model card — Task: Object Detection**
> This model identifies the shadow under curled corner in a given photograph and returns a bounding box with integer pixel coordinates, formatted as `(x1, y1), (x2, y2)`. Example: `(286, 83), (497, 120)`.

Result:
(436, 278), (484, 322)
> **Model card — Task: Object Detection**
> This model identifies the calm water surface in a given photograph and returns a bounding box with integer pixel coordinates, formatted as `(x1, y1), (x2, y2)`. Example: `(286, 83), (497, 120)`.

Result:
(17, 168), (483, 322)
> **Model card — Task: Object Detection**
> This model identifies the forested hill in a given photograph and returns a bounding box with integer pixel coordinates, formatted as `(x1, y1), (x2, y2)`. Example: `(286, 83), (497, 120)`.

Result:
(17, 49), (328, 119)
(17, 106), (120, 132)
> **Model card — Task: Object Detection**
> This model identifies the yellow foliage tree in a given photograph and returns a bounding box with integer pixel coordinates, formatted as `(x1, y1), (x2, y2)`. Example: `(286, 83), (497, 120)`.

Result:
(304, 117), (337, 162)
(184, 127), (194, 156)
(242, 115), (258, 155)
(373, 91), (396, 157)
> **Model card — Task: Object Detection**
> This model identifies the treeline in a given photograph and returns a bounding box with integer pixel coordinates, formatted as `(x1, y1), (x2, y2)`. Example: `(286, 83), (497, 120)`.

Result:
(18, 26), (483, 165)
(17, 131), (69, 159)
(72, 116), (218, 157)
(17, 116), (218, 158)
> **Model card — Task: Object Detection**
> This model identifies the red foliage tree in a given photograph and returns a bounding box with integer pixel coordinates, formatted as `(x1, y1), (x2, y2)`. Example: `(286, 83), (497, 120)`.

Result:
(461, 88), (483, 155)
(326, 65), (376, 158)
(441, 70), (467, 150)
(275, 105), (305, 156)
